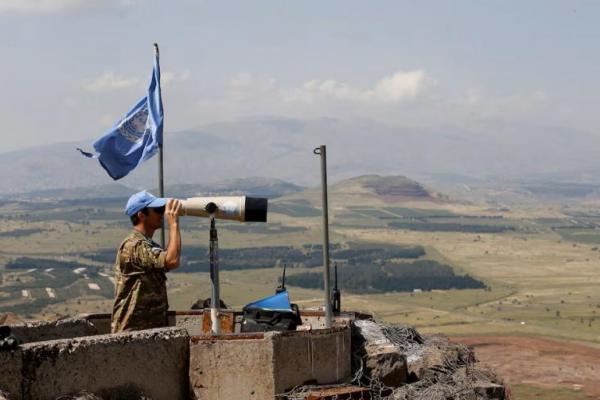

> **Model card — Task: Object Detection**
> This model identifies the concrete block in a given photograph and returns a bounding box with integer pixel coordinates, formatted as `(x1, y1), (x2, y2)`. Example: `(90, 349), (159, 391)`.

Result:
(190, 335), (275, 400)
(190, 327), (352, 400)
(365, 351), (407, 387)
(352, 320), (407, 387)
(79, 314), (112, 335)
(172, 313), (204, 336)
(21, 327), (190, 400)
(272, 328), (352, 394)
(10, 317), (98, 344)
(0, 349), (23, 400)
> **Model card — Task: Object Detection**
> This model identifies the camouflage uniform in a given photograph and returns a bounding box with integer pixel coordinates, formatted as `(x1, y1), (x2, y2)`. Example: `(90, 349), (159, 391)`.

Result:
(111, 230), (169, 333)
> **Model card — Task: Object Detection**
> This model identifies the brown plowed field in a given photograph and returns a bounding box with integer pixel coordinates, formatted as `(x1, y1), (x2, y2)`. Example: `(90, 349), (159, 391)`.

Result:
(451, 335), (600, 398)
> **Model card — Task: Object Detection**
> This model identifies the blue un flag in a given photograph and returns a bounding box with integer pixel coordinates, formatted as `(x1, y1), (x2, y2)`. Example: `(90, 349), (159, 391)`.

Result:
(79, 53), (163, 180)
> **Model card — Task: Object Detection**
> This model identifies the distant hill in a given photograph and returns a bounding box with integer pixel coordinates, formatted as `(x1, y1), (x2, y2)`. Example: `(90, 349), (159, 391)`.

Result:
(10, 184), (135, 201)
(6, 177), (303, 202)
(275, 174), (444, 208)
(168, 177), (304, 199)
(338, 175), (441, 201)
(3, 116), (600, 196)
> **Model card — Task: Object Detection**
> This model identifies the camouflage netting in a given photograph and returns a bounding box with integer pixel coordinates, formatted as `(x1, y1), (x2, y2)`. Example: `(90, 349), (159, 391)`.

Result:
(55, 393), (104, 400)
(55, 390), (153, 400)
(279, 319), (508, 400)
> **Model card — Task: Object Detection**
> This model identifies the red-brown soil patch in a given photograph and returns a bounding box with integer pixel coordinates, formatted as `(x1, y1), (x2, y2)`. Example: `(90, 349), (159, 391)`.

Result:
(451, 335), (600, 398)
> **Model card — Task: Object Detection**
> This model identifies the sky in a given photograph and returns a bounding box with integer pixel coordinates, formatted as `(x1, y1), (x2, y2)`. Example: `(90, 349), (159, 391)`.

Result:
(0, 0), (599, 153)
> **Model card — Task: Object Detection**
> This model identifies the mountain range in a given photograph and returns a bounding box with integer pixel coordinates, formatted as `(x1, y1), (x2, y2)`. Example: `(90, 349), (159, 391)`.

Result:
(2, 116), (600, 196)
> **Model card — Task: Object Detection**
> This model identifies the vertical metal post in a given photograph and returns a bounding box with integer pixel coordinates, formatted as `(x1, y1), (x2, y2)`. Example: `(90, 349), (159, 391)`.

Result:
(209, 215), (221, 334)
(158, 144), (165, 247)
(155, 42), (166, 248)
(314, 145), (332, 328)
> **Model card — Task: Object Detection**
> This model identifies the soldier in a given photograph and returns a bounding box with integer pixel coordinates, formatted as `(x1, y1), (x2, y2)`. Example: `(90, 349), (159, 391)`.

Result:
(111, 191), (182, 333)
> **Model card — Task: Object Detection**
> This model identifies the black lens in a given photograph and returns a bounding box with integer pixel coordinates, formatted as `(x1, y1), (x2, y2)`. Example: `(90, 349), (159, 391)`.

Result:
(245, 197), (268, 222)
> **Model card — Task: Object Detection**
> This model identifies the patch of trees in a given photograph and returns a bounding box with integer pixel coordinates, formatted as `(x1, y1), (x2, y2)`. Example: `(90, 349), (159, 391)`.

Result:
(78, 243), (426, 273)
(387, 221), (514, 233)
(302, 243), (343, 251)
(270, 201), (322, 217)
(333, 247), (425, 264)
(174, 243), (426, 272)
(12, 208), (124, 223)
(285, 260), (485, 294)
(223, 224), (307, 234)
(82, 249), (117, 264)
(0, 228), (46, 237)
(5, 257), (91, 270)
(178, 246), (308, 272)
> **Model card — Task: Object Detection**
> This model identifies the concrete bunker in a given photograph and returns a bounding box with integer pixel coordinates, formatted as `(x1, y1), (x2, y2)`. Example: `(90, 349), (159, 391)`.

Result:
(0, 310), (355, 400)
(0, 309), (506, 399)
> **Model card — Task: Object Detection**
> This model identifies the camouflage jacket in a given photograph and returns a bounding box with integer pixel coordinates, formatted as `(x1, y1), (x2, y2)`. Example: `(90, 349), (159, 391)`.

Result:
(111, 230), (169, 333)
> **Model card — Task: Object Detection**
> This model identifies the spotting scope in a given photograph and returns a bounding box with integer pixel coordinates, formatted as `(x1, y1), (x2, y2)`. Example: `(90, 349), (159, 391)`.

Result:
(178, 196), (268, 222)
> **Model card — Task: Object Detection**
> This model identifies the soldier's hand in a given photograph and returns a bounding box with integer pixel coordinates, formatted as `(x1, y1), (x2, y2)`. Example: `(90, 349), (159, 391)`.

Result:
(165, 199), (181, 227)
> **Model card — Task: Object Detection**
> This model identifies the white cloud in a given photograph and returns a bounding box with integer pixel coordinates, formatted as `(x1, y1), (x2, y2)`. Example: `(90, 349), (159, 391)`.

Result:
(285, 69), (435, 103)
(216, 69), (435, 108)
(82, 72), (140, 92)
(83, 69), (191, 92)
(0, 0), (142, 14)
(373, 70), (435, 101)
(191, 69), (438, 123)
(454, 87), (549, 120)
(191, 70), (558, 132)
(226, 73), (278, 101)
(161, 70), (191, 88)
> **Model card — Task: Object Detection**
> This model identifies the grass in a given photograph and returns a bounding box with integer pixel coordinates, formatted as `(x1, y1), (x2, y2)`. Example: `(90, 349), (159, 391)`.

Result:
(509, 383), (591, 400)
(555, 228), (600, 244)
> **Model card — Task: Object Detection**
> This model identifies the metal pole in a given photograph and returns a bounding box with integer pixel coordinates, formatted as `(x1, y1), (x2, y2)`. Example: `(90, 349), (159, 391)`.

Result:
(209, 214), (221, 335)
(155, 42), (166, 248)
(313, 145), (332, 328)
(158, 144), (165, 247)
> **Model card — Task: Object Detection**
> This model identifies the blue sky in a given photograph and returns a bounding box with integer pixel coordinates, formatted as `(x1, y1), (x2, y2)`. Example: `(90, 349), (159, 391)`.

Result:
(1, 0), (599, 153)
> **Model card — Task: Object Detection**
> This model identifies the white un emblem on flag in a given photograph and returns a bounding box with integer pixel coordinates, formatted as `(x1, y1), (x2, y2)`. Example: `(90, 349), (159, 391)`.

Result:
(118, 105), (150, 143)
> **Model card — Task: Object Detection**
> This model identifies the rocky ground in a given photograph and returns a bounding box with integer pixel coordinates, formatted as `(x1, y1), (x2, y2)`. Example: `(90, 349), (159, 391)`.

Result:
(282, 319), (507, 400)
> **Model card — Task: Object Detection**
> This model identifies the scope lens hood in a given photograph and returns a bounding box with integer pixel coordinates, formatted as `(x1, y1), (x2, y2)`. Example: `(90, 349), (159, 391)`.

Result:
(245, 197), (268, 222)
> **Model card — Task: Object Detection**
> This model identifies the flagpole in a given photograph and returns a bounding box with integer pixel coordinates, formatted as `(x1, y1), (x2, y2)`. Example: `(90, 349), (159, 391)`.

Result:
(154, 42), (166, 248)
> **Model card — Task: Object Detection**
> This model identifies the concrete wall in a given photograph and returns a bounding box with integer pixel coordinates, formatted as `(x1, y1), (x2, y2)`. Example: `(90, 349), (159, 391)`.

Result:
(0, 327), (190, 400)
(189, 327), (352, 400)
(0, 349), (23, 400)
(9, 317), (99, 344)
(0, 311), (357, 400)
